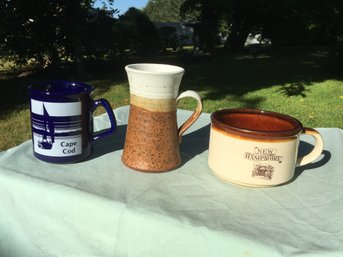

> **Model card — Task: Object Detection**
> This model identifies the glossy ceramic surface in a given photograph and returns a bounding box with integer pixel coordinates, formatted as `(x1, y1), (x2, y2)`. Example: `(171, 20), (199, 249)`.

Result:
(29, 81), (116, 163)
(208, 109), (324, 187)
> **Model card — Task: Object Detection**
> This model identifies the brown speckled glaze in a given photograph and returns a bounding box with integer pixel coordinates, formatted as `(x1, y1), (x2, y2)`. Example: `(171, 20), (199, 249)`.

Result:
(123, 63), (202, 172)
(122, 104), (181, 172)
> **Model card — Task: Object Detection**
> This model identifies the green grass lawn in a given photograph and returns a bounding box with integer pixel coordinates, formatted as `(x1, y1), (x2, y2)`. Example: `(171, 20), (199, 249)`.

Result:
(1, 48), (343, 151)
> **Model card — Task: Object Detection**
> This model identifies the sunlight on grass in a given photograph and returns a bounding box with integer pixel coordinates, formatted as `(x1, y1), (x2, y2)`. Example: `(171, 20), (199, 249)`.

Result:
(93, 78), (343, 129)
(1, 50), (343, 151)
(178, 79), (343, 128)
(0, 108), (31, 150)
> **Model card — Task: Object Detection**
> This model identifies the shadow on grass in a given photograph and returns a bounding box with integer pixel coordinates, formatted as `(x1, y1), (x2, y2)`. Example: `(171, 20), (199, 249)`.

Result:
(277, 81), (308, 97)
(0, 48), (339, 119)
(177, 49), (334, 101)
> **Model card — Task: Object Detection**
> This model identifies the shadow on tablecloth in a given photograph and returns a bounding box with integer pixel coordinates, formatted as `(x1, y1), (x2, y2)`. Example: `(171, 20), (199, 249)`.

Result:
(89, 124), (127, 160)
(180, 124), (211, 164)
(292, 141), (331, 182)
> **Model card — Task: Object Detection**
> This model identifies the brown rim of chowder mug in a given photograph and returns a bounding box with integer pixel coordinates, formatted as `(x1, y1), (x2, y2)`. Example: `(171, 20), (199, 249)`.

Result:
(208, 109), (324, 187)
(211, 109), (304, 139)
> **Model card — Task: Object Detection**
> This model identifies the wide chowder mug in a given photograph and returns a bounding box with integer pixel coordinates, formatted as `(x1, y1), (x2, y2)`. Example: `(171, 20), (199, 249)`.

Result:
(208, 109), (324, 187)
(29, 81), (117, 163)
(122, 63), (202, 172)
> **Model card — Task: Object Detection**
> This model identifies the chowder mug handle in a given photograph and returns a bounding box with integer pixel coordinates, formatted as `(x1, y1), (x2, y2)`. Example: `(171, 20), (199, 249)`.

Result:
(176, 90), (203, 143)
(296, 128), (324, 166)
(91, 99), (117, 142)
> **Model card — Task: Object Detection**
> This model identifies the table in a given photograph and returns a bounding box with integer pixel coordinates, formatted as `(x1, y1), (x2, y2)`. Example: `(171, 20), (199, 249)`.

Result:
(1, 106), (342, 257)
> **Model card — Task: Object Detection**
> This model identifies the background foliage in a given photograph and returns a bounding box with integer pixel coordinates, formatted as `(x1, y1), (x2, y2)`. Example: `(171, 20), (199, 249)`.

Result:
(0, 0), (343, 151)
(1, 0), (343, 69)
(144, 0), (186, 22)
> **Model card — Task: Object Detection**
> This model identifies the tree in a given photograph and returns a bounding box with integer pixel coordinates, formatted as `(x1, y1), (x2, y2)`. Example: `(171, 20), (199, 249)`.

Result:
(157, 26), (179, 51)
(0, 0), (117, 73)
(83, 8), (118, 60)
(181, 0), (223, 52)
(181, 0), (343, 51)
(223, 0), (265, 50)
(256, 0), (343, 46)
(144, 0), (186, 22)
(115, 8), (160, 56)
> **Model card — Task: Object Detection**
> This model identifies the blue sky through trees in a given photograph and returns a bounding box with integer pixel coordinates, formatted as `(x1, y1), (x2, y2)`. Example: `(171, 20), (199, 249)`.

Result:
(94, 0), (149, 15)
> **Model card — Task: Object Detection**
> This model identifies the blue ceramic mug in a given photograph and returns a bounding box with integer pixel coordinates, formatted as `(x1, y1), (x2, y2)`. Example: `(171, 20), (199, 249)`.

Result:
(28, 81), (117, 163)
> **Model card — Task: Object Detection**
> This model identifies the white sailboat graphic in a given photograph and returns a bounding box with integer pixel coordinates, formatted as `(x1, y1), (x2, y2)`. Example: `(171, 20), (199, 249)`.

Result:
(38, 104), (55, 150)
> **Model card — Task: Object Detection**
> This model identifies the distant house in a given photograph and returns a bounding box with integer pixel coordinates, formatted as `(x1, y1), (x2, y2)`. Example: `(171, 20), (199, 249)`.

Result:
(154, 22), (194, 46)
(244, 33), (272, 47)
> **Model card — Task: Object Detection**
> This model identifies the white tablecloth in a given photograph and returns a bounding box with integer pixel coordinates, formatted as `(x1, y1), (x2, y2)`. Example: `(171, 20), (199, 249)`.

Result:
(0, 106), (342, 257)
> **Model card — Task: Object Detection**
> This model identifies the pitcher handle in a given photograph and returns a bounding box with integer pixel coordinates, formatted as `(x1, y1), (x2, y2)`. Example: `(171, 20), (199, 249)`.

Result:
(296, 128), (324, 166)
(176, 90), (203, 143)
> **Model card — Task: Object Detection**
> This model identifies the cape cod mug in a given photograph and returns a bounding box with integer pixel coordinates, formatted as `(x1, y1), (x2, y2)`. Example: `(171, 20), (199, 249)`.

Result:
(208, 109), (324, 187)
(29, 81), (117, 163)
(122, 63), (202, 172)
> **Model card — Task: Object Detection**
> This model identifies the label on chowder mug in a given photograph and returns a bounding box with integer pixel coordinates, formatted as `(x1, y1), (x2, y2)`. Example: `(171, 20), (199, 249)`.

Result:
(31, 99), (82, 157)
(244, 146), (284, 181)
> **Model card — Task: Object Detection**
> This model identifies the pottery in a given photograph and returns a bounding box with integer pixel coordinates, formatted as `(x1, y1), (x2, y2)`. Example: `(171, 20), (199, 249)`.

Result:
(122, 63), (202, 172)
(208, 109), (324, 187)
(29, 81), (116, 163)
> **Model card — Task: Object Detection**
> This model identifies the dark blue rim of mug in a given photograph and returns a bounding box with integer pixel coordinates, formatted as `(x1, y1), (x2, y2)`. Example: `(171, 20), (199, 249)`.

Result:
(28, 80), (94, 96)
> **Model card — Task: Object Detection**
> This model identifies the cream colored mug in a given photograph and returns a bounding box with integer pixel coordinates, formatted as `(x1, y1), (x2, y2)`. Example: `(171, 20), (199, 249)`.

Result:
(208, 109), (324, 187)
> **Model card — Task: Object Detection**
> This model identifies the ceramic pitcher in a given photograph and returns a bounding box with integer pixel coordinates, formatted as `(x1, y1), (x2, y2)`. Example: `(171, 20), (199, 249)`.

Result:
(122, 63), (202, 172)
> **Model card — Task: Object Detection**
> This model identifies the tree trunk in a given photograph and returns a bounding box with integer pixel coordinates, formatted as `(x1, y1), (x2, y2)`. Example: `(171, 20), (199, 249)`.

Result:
(72, 33), (86, 79)
(224, 19), (252, 51)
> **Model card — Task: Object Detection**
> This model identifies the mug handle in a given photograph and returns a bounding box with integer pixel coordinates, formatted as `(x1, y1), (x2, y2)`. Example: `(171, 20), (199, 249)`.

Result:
(176, 90), (203, 143)
(91, 98), (117, 142)
(296, 128), (324, 166)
